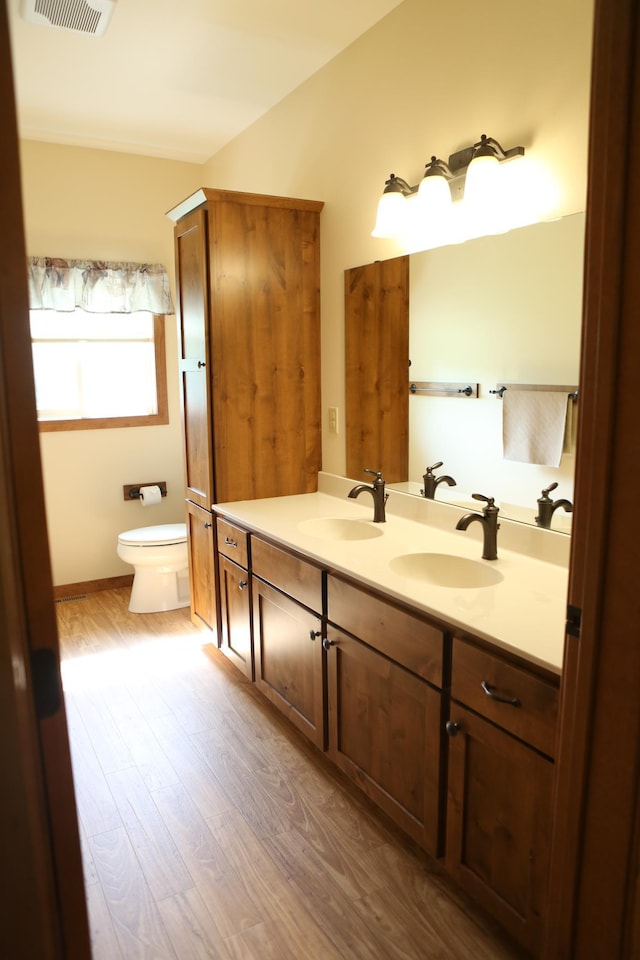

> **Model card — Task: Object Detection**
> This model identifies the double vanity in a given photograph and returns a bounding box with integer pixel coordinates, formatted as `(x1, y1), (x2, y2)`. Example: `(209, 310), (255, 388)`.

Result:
(212, 472), (568, 957)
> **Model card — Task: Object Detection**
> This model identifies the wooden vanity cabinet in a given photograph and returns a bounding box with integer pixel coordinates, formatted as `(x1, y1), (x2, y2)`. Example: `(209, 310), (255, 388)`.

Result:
(216, 519), (252, 679)
(185, 500), (215, 630)
(445, 636), (559, 957)
(251, 537), (325, 749)
(326, 574), (445, 857)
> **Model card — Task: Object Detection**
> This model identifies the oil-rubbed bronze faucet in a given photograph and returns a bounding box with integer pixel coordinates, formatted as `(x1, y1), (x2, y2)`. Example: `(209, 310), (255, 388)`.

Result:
(535, 482), (573, 529)
(421, 461), (457, 499)
(455, 493), (500, 560)
(348, 469), (388, 522)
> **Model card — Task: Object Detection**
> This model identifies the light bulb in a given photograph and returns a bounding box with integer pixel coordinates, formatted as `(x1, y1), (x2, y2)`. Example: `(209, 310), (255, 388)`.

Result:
(371, 191), (408, 238)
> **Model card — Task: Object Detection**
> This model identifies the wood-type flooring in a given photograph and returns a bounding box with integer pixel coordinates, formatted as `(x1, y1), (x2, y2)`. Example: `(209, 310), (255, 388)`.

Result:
(57, 587), (527, 959)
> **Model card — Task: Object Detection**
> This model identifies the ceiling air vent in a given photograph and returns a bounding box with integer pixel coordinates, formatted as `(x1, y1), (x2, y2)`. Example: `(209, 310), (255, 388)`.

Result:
(19, 0), (117, 37)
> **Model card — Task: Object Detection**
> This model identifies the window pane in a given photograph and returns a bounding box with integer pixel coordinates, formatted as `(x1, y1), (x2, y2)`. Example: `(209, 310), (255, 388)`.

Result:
(32, 342), (82, 419)
(30, 309), (153, 341)
(80, 342), (157, 417)
(30, 309), (162, 425)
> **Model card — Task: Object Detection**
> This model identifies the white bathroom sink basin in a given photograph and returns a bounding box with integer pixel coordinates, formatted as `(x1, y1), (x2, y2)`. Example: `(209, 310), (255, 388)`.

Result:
(297, 517), (384, 541)
(389, 552), (504, 588)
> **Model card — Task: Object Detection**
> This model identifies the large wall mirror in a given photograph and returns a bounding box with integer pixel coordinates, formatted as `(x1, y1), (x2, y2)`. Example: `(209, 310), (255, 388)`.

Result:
(345, 213), (585, 534)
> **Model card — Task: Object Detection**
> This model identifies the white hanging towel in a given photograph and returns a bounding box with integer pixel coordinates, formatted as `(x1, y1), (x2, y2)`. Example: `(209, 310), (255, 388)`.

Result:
(502, 390), (569, 466)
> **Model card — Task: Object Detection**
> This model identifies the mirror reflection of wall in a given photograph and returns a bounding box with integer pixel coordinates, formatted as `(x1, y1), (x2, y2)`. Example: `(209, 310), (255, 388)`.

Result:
(397, 213), (585, 531)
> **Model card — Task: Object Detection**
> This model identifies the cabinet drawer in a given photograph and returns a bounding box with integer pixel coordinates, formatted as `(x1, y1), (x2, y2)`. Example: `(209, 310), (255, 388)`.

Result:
(216, 518), (248, 567)
(327, 575), (443, 688)
(451, 637), (559, 757)
(251, 537), (323, 614)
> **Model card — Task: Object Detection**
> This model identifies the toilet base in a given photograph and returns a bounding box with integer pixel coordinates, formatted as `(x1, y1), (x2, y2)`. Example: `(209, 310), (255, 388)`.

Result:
(128, 566), (190, 614)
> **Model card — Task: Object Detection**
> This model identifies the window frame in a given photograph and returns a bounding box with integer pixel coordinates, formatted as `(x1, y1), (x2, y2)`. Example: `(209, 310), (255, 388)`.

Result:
(35, 313), (169, 432)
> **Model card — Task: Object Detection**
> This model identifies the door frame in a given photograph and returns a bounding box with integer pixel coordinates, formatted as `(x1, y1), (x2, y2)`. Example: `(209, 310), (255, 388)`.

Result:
(545, 1), (640, 955)
(0, 4), (90, 956)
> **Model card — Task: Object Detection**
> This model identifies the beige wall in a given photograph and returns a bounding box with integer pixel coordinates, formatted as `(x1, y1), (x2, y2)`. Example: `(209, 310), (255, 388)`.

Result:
(19, 141), (201, 584)
(201, 0), (594, 477)
(18, 0), (593, 585)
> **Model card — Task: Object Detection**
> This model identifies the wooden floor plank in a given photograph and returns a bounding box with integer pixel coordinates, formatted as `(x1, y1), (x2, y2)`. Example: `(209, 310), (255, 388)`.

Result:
(156, 887), (233, 960)
(64, 696), (122, 838)
(368, 838), (517, 958)
(151, 710), (236, 821)
(108, 690), (182, 795)
(204, 807), (345, 959)
(85, 876), (124, 960)
(193, 725), (293, 840)
(58, 589), (526, 960)
(89, 826), (177, 959)
(151, 780), (265, 941)
(72, 686), (134, 775)
(106, 764), (195, 902)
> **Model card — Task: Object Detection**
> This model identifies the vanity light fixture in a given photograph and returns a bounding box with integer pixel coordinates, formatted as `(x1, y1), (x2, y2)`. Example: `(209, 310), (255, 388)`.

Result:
(371, 134), (525, 240)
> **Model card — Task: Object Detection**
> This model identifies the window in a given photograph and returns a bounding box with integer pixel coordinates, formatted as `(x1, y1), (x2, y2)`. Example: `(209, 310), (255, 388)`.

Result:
(30, 309), (168, 431)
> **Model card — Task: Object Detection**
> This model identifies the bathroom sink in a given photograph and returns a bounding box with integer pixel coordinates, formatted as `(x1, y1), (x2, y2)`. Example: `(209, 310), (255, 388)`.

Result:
(297, 517), (384, 541)
(389, 552), (504, 588)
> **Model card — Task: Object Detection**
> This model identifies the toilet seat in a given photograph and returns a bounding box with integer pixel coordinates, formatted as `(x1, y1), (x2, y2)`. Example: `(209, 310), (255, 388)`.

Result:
(118, 523), (187, 547)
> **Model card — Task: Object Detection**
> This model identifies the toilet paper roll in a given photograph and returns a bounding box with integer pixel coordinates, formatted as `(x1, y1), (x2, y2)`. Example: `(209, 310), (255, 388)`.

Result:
(139, 484), (162, 507)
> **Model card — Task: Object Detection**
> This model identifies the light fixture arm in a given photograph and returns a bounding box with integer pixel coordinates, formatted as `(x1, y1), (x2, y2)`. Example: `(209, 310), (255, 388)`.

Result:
(470, 133), (525, 163)
(381, 173), (416, 197)
(422, 155), (454, 180)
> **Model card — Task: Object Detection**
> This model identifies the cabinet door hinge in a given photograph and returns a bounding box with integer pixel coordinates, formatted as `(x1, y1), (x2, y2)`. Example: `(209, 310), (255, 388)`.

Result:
(566, 603), (582, 639)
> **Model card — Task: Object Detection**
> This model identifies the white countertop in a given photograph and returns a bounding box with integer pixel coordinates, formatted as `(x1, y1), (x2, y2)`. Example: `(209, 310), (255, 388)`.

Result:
(214, 473), (569, 675)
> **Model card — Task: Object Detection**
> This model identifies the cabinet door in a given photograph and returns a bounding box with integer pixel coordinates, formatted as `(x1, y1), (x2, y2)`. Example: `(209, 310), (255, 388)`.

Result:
(175, 208), (214, 509)
(253, 578), (325, 749)
(209, 200), (322, 502)
(445, 704), (553, 956)
(185, 500), (215, 631)
(218, 555), (252, 680)
(326, 626), (442, 857)
(345, 256), (409, 483)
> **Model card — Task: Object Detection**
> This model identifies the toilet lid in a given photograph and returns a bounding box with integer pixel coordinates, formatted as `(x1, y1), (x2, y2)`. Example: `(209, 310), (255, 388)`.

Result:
(118, 523), (187, 547)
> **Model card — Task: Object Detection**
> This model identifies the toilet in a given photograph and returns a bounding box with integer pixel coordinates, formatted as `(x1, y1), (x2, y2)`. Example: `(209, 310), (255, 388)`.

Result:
(117, 523), (190, 613)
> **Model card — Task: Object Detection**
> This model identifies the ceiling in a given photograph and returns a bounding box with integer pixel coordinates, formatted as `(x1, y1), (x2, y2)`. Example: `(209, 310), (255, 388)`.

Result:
(7, 0), (405, 164)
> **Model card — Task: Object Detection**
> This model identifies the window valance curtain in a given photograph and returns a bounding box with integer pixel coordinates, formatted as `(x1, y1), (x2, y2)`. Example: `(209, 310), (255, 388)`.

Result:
(27, 257), (175, 315)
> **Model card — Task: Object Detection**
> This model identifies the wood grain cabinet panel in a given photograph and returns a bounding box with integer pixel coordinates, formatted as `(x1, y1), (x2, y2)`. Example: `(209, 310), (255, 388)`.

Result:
(185, 500), (215, 631)
(326, 625), (442, 857)
(253, 578), (325, 749)
(327, 574), (443, 687)
(451, 637), (559, 758)
(218, 555), (253, 680)
(445, 704), (553, 957)
(169, 188), (323, 632)
(175, 208), (213, 511)
(216, 518), (249, 568)
(251, 536), (323, 613)
(345, 255), (409, 483)
(446, 636), (559, 956)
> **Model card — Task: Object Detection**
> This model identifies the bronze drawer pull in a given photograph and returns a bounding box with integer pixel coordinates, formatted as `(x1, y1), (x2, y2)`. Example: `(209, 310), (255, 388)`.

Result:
(445, 720), (460, 737)
(481, 680), (521, 707)
(238, 580), (248, 590)
(204, 521), (212, 528)
(224, 536), (238, 547)
(309, 630), (321, 641)
(322, 636), (335, 651)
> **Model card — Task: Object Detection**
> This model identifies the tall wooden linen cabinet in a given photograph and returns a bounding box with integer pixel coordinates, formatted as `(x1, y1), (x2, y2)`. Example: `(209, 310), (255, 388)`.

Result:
(166, 188), (324, 631)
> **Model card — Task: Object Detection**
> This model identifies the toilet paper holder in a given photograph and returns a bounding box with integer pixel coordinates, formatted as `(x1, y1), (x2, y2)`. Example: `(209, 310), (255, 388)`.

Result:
(123, 482), (167, 501)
